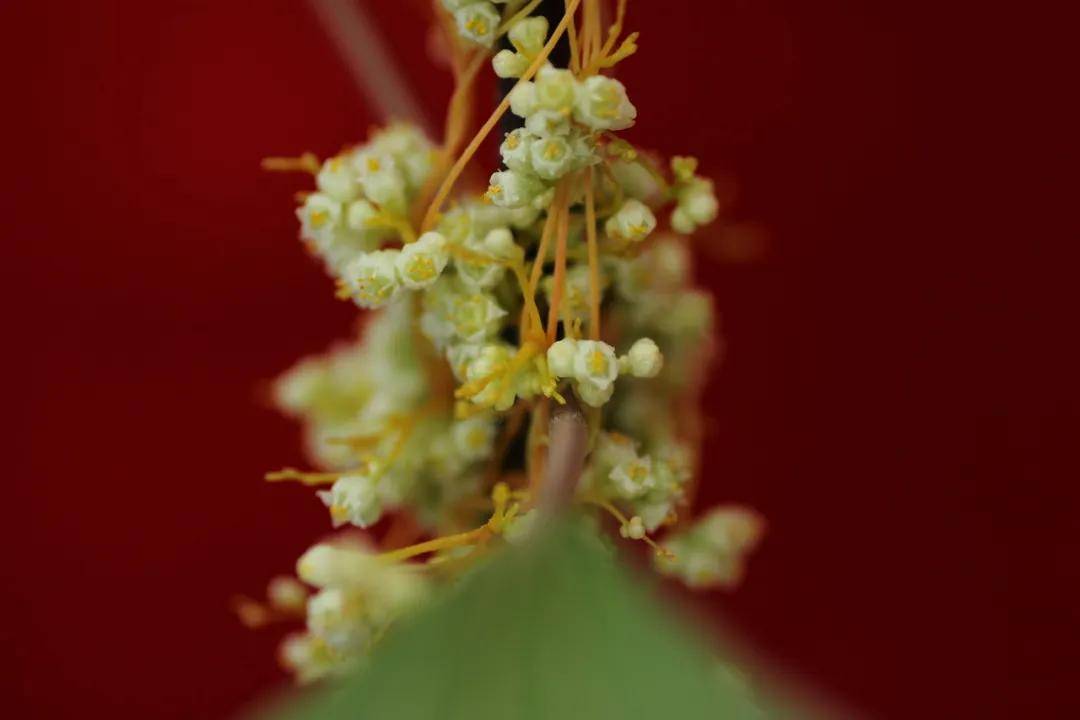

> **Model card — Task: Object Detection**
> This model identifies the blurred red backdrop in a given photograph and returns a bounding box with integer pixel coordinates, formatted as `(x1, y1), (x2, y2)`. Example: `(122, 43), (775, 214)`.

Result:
(3, 0), (1027, 717)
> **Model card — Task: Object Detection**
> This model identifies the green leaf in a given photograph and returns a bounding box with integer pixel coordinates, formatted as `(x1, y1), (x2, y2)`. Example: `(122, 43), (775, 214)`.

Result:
(260, 519), (765, 719)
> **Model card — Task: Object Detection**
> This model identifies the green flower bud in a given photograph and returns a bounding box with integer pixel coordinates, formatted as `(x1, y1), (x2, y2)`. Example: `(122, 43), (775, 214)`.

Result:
(508, 81), (538, 117)
(546, 338), (578, 377)
(508, 15), (548, 57)
(624, 337), (663, 378)
(492, 49), (530, 79)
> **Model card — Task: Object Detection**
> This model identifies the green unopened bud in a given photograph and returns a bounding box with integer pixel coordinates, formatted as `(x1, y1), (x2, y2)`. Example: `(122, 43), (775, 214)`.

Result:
(508, 81), (538, 117)
(492, 49), (530, 79)
(508, 16), (548, 57)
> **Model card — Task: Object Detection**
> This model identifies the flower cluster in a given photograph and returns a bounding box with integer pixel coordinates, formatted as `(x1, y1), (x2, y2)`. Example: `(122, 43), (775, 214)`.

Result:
(280, 540), (428, 682)
(273, 300), (494, 529)
(256, 0), (760, 682)
(486, 65), (635, 209)
(654, 507), (765, 588)
(295, 125), (436, 284)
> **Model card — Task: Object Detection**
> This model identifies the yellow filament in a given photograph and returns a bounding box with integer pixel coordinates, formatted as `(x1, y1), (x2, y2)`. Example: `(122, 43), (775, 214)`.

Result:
(496, 0), (544, 37)
(377, 483), (514, 563)
(265, 468), (345, 486)
(584, 166), (602, 339)
(581, 495), (674, 559)
(261, 153), (319, 175)
(522, 184), (565, 337)
(586, 0), (628, 73)
(545, 185), (572, 344)
(567, 4), (582, 73)
(377, 526), (492, 563)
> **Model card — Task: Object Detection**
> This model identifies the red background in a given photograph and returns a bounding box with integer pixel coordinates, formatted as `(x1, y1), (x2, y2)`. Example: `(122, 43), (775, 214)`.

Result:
(3, 0), (1034, 717)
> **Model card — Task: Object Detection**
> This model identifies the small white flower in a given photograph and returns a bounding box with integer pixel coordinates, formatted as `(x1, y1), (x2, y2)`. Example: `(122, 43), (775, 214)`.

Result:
(395, 231), (449, 289)
(296, 542), (375, 588)
(450, 290), (508, 343)
(446, 342), (483, 381)
(529, 135), (574, 180)
(492, 49), (530, 78)
(593, 431), (639, 468)
(534, 65), (577, 115)
(451, 415), (496, 462)
(344, 250), (402, 308)
(464, 343), (517, 410)
(316, 156), (360, 202)
(278, 632), (335, 684)
(317, 473), (383, 528)
(682, 180), (719, 224)
(487, 169), (545, 209)
(508, 81), (538, 117)
(267, 576), (309, 612)
(354, 151), (406, 216)
(605, 198), (657, 243)
(610, 455), (655, 498)
(609, 159), (661, 202)
(482, 226), (522, 260)
(453, 2), (499, 47)
(524, 108), (571, 138)
(619, 515), (646, 540)
(508, 15), (548, 57)
(370, 123), (434, 190)
(345, 198), (379, 232)
(499, 129), (534, 173)
(622, 337), (664, 378)
(297, 193), (342, 244)
(572, 340), (620, 391)
(546, 338), (578, 377)
(574, 75), (637, 131)
(307, 587), (370, 651)
(574, 378), (615, 407)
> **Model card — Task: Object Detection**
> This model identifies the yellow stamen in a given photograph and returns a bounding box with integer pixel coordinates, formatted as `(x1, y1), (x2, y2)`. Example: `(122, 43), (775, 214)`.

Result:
(310, 209), (329, 229)
(587, 349), (608, 375)
(584, 166), (602, 339)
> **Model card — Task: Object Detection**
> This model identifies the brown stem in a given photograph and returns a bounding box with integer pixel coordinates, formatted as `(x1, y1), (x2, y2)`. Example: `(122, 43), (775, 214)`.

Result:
(539, 395), (589, 512)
